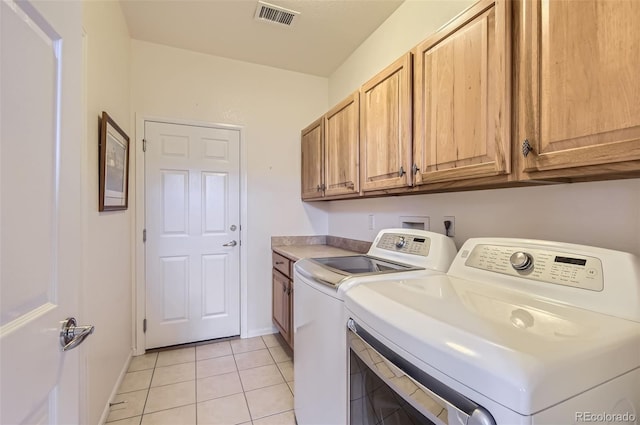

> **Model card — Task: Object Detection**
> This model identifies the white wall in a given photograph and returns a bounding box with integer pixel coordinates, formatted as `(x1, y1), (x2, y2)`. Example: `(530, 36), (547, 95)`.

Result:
(327, 0), (640, 256)
(130, 40), (330, 336)
(82, 2), (133, 424)
(329, 179), (640, 255)
(328, 0), (473, 105)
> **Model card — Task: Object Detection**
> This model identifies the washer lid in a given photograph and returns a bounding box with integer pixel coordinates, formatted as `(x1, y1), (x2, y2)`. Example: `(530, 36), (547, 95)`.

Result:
(295, 255), (421, 288)
(344, 275), (640, 415)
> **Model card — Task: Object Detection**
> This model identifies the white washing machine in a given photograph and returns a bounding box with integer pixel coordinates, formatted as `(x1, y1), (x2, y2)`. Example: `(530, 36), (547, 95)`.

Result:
(345, 238), (640, 424)
(293, 229), (457, 425)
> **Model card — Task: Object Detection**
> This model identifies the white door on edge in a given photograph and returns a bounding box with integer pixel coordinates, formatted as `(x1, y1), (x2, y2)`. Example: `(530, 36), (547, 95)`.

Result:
(144, 121), (241, 348)
(1, 0), (84, 423)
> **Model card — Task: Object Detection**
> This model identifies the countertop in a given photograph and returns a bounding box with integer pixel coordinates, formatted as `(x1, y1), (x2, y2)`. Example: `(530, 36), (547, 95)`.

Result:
(272, 244), (357, 262)
(271, 235), (371, 261)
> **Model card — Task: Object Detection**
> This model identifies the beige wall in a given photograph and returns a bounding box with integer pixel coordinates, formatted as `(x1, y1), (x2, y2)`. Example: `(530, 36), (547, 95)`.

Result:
(328, 179), (640, 255)
(82, 2), (133, 424)
(328, 0), (473, 105)
(326, 0), (640, 255)
(130, 40), (330, 336)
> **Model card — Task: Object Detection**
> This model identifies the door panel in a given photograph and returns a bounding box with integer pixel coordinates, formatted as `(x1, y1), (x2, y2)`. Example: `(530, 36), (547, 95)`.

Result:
(161, 256), (189, 321)
(145, 121), (241, 348)
(1, 0), (82, 423)
(414, 0), (510, 184)
(203, 173), (227, 233)
(324, 92), (360, 197)
(520, 0), (640, 173)
(360, 53), (412, 191)
(202, 254), (228, 316)
(162, 170), (188, 234)
(272, 271), (288, 335)
(300, 118), (324, 200)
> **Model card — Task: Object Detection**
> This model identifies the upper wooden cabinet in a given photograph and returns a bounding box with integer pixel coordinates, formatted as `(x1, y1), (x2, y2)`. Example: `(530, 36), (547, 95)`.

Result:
(360, 53), (413, 191)
(413, 0), (511, 185)
(301, 0), (640, 202)
(301, 118), (324, 200)
(324, 92), (360, 197)
(516, 0), (640, 179)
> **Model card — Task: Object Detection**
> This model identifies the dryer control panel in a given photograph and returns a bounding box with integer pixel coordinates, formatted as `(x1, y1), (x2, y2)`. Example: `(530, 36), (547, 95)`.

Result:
(463, 244), (604, 291)
(375, 233), (431, 257)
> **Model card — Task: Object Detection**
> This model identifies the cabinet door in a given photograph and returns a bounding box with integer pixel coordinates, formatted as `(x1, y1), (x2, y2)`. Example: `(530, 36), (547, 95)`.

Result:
(517, 0), (640, 177)
(414, 0), (511, 184)
(324, 92), (360, 197)
(301, 117), (324, 200)
(272, 270), (289, 338)
(360, 53), (413, 191)
(287, 281), (293, 349)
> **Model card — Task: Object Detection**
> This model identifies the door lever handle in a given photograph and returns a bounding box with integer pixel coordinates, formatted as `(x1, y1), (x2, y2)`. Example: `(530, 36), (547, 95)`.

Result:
(60, 317), (94, 352)
(223, 240), (237, 247)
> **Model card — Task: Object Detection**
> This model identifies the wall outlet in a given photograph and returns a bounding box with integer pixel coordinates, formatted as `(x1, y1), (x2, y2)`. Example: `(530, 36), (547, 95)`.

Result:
(368, 214), (375, 230)
(443, 216), (455, 237)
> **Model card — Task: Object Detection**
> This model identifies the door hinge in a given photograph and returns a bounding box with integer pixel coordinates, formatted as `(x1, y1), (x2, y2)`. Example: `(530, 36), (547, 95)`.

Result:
(143, 318), (147, 333)
(143, 229), (147, 243)
(142, 138), (147, 152)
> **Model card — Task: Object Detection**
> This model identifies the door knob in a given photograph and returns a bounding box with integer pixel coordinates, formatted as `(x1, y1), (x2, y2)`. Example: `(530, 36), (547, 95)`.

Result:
(60, 317), (94, 351)
(223, 240), (237, 247)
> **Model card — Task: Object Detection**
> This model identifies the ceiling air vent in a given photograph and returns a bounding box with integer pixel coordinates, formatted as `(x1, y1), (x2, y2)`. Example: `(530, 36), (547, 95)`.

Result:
(254, 1), (300, 27)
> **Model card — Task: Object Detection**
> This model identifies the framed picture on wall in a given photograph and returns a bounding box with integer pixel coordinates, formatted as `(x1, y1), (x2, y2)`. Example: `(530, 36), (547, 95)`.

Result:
(99, 111), (130, 211)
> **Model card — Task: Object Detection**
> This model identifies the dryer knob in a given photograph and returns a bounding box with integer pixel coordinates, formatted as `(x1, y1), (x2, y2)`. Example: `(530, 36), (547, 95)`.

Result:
(510, 252), (533, 271)
(395, 236), (406, 248)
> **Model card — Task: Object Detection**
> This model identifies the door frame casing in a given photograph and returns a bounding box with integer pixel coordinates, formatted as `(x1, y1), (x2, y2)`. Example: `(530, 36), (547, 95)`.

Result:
(133, 115), (248, 355)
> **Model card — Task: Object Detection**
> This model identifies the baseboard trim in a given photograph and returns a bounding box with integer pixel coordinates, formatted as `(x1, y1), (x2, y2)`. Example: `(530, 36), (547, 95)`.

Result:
(245, 326), (278, 338)
(98, 350), (133, 425)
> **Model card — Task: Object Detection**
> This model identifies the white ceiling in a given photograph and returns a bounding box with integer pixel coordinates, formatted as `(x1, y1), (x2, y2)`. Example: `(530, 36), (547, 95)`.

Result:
(120, 0), (404, 77)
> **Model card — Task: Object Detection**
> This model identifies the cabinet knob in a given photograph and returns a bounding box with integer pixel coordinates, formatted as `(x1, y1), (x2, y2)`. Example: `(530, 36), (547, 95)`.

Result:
(522, 139), (534, 157)
(316, 185), (321, 192)
(398, 166), (406, 177)
(412, 164), (420, 175)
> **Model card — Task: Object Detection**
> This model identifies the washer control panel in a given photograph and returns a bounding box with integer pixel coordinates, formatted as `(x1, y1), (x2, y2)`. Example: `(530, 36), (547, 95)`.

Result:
(376, 233), (431, 256)
(464, 244), (603, 291)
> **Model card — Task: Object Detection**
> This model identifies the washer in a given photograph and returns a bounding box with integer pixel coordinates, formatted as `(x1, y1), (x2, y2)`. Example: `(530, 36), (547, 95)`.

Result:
(345, 238), (640, 424)
(293, 229), (457, 425)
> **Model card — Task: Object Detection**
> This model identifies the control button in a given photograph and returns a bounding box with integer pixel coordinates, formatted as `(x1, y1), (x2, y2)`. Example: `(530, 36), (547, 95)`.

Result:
(510, 252), (534, 271)
(587, 268), (598, 276)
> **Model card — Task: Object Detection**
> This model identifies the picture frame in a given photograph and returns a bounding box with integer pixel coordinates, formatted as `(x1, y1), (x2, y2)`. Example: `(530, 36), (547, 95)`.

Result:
(99, 111), (130, 211)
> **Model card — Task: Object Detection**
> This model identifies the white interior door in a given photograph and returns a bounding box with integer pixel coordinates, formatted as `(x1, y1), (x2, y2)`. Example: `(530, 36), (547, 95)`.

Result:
(145, 121), (241, 349)
(1, 0), (84, 424)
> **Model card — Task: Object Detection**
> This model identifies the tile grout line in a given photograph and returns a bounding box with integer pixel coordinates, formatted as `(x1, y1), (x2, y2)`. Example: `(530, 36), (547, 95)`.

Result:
(114, 337), (292, 424)
(231, 341), (253, 424)
(141, 351), (199, 422)
(138, 352), (158, 425)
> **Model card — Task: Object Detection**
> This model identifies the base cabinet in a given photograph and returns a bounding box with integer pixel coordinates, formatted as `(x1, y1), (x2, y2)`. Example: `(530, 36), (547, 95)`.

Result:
(272, 252), (293, 349)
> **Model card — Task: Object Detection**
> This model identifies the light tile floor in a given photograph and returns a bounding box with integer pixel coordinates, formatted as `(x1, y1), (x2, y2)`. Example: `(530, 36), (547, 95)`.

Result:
(106, 334), (296, 425)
